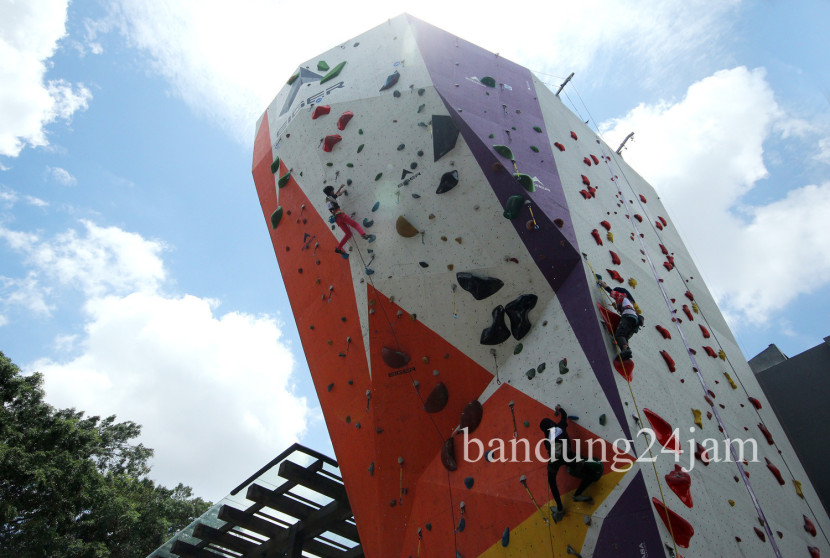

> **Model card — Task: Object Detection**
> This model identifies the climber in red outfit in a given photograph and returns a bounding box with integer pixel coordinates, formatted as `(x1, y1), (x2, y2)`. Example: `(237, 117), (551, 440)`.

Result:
(323, 185), (373, 257)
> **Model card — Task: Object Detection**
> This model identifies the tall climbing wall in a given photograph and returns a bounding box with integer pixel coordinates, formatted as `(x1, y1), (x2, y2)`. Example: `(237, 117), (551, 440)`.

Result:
(251, 14), (830, 558)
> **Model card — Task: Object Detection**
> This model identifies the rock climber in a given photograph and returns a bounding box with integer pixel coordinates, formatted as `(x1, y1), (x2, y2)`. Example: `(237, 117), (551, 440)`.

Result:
(598, 279), (643, 361)
(323, 184), (373, 257)
(540, 405), (602, 523)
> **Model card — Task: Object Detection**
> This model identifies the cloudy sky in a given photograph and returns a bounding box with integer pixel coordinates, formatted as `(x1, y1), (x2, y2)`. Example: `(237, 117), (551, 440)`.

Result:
(1, 0), (828, 502)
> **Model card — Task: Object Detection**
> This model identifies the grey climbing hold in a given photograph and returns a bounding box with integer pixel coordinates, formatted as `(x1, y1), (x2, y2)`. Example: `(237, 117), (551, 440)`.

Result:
(418, 104), (425, 113)
(417, 149), (424, 156)
(505, 294), (538, 340)
(423, 382), (448, 413)
(503, 195), (525, 219)
(411, 193), (420, 198)
(584, 515), (592, 525)
(559, 358), (569, 374)
(380, 70), (400, 91)
(464, 477), (474, 489)
(456, 272), (504, 300)
(374, 172), (383, 181)
(501, 527), (510, 547)
(410, 162), (418, 170)
(371, 201), (380, 212)
(480, 306), (511, 345)
(270, 206), (283, 229)
(436, 170), (459, 194)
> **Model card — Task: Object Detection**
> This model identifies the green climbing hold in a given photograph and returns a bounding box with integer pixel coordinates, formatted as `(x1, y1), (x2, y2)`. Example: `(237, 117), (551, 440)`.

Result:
(503, 195), (525, 219)
(533, 126), (542, 133)
(489, 134), (494, 138)
(347, 163), (353, 167)
(287, 73), (299, 85)
(514, 343), (523, 355)
(358, 128), (363, 135)
(320, 61), (346, 84)
(599, 414), (607, 426)
(357, 144), (364, 153)
(530, 145), (539, 153)
(481, 76), (496, 88)
(278, 171), (291, 188)
(493, 145), (514, 159)
(559, 358), (569, 375)
(270, 157), (280, 174)
(326, 162), (333, 166)
(374, 172), (383, 181)
(514, 173), (535, 192)
(526, 368), (536, 379)
(538, 362), (546, 373)
(317, 60), (330, 71)
(270, 206), (283, 229)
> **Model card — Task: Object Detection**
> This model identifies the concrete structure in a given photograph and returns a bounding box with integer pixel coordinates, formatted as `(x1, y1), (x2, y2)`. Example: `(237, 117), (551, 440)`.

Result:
(251, 14), (830, 557)
(751, 337), (830, 517)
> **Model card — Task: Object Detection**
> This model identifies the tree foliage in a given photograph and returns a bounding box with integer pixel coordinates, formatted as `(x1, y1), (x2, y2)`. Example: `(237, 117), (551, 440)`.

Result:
(1, 351), (211, 557)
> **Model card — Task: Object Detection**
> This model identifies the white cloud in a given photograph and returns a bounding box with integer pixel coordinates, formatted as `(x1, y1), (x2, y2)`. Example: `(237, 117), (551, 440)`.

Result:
(46, 165), (77, 186)
(600, 67), (830, 323)
(0, 272), (53, 316)
(0, 0), (92, 157)
(101, 0), (738, 144)
(32, 292), (308, 500)
(817, 138), (830, 165)
(25, 195), (48, 207)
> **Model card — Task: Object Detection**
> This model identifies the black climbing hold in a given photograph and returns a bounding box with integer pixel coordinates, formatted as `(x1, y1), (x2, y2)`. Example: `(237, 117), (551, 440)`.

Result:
(441, 436), (457, 471)
(278, 171), (291, 188)
(380, 70), (400, 91)
(363, 218), (374, 228)
(419, 261), (429, 268)
(526, 368), (536, 379)
(417, 150), (424, 157)
(457, 517), (465, 532)
(503, 195), (525, 219)
(327, 383), (334, 392)
(502, 527), (510, 547)
(393, 90), (401, 98)
(426, 523), (432, 530)
(481, 76), (496, 88)
(270, 157), (280, 174)
(382, 347), (410, 368)
(464, 477), (474, 489)
(436, 170), (459, 195)
(456, 272), (504, 300)
(432, 115), (459, 162)
(514, 173), (535, 192)
(374, 173), (383, 181)
(397, 143), (405, 151)
(480, 305), (511, 345)
(424, 382), (448, 413)
(599, 414), (607, 425)
(410, 162), (418, 169)
(412, 193), (420, 199)
(270, 206), (283, 229)
(368, 462), (375, 475)
(505, 294), (538, 340)
(353, 42), (359, 47)
(460, 400), (483, 433)
(418, 88), (425, 96)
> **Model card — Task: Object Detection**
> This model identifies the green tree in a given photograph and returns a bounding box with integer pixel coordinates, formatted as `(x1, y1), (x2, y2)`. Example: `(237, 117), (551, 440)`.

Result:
(0, 351), (211, 557)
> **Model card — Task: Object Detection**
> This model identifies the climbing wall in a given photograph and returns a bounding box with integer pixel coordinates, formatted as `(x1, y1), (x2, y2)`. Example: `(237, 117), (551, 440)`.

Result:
(251, 14), (830, 558)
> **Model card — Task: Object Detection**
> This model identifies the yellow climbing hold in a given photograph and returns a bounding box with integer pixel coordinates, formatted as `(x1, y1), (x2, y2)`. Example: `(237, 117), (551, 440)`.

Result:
(607, 231), (614, 242)
(692, 409), (702, 429)
(633, 302), (642, 315)
(794, 480), (804, 499)
(718, 349), (727, 361)
(396, 216), (419, 238)
(724, 372), (737, 389)
(728, 499), (735, 507)
(692, 302), (700, 313)
(628, 277), (637, 288)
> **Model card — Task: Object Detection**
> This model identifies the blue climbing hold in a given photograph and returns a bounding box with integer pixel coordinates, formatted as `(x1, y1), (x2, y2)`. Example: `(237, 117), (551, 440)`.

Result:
(380, 70), (400, 91)
(464, 477), (474, 489)
(457, 517), (465, 532)
(501, 527), (510, 547)
(371, 201), (380, 212)
(363, 218), (374, 228)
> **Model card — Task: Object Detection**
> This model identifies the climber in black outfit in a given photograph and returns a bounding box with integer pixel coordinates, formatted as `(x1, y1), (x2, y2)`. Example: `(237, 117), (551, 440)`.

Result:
(598, 279), (643, 360)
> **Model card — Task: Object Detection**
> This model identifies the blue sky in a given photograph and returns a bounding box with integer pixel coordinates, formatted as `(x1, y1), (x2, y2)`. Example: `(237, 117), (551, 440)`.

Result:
(1, 0), (828, 501)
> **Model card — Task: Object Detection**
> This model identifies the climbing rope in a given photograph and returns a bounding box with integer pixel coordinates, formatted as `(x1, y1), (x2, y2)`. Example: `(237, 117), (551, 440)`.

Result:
(519, 474), (557, 557)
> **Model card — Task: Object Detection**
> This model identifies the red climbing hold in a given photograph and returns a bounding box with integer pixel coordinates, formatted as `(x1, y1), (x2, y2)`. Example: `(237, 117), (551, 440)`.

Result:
(606, 269), (624, 283)
(580, 190), (590, 199)
(382, 346), (410, 368)
(754, 527), (767, 542)
(613, 358), (634, 382)
(682, 305), (694, 321)
(748, 397), (762, 410)
(587, 186), (597, 197)
(337, 111), (354, 130)
(655, 325), (672, 339)
(703, 346), (717, 358)
(659, 216), (668, 226)
(582, 175), (591, 186)
(660, 350), (676, 372)
(809, 546), (821, 558)
(666, 464), (693, 508)
(699, 324), (710, 338)
(695, 443), (710, 465)
(311, 104), (331, 119)
(600, 220), (611, 231)
(554, 142), (565, 151)
(656, 220), (664, 230)
(644, 408), (682, 452)
(685, 290), (695, 301)
(609, 251), (621, 265)
(634, 214), (643, 222)
(460, 400), (484, 433)
(591, 154), (600, 165)
(758, 423), (775, 445)
(591, 229), (603, 246)
(583, 156), (592, 166)
(663, 261), (674, 272)
(651, 498), (694, 548)
(323, 134), (342, 152)
(640, 194), (647, 203)
(660, 244), (669, 255)
(804, 515), (817, 537)
(570, 131), (578, 140)
(765, 457), (785, 485)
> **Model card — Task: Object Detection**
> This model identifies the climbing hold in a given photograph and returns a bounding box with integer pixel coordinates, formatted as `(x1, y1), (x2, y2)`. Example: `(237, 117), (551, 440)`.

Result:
(456, 272), (504, 300)
(327, 383), (334, 392)
(397, 143), (405, 151)
(682, 305), (694, 321)
(457, 517), (465, 532)
(559, 358), (569, 375)
(643, 408), (681, 452)
(724, 372), (737, 389)
(312, 105), (331, 119)
(500, 526), (510, 547)
(493, 145), (514, 159)
(809, 546), (821, 558)
(765, 457), (785, 485)
(480, 76), (496, 88)
(381, 347), (410, 368)
(368, 461), (375, 476)
(554, 142), (565, 151)
(480, 306), (510, 345)
(804, 515), (817, 537)
(583, 156), (592, 166)
(718, 349), (727, 360)
(514, 173), (535, 192)
(570, 131), (578, 140)
(591, 229), (603, 246)
(748, 397), (762, 410)
(278, 171), (292, 188)
(633, 214), (643, 222)
(396, 216), (419, 238)
(505, 293), (538, 340)
(436, 170), (459, 194)
(418, 261), (428, 268)
(591, 154), (600, 165)
(371, 201), (380, 212)
(758, 423), (774, 445)
(703, 346), (717, 358)
(537, 362), (546, 373)
(503, 195), (525, 219)
(393, 90), (401, 98)
(666, 464), (693, 508)
(513, 343), (523, 355)
(460, 400), (484, 433)
(607, 231), (614, 242)
(424, 382), (449, 413)
(320, 61), (346, 84)
(317, 60), (330, 72)
(337, 111), (354, 130)
(432, 115), (459, 161)
(464, 477), (474, 489)
(606, 269), (623, 283)
(267, 204), (286, 230)
(600, 220), (611, 231)
(379, 70), (400, 91)
(323, 134), (342, 152)
(363, 218), (374, 228)
(286, 72), (299, 85)
(651, 498), (694, 548)
(659, 216), (667, 226)
(441, 436), (457, 471)
(581, 175), (591, 186)
(609, 251), (621, 265)
(699, 324), (710, 338)
(754, 527), (766, 542)
(374, 172), (383, 181)
(655, 325), (671, 339)
(692, 409), (702, 428)
(526, 368), (536, 380)
(270, 157), (280, 174)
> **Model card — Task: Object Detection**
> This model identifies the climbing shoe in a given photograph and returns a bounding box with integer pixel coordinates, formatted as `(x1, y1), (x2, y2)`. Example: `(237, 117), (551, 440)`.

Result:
(620, 349), (632, 361)
(573, 495), (593, 503)
(552, 508), (565, 523)
(335, 248), (349, 259)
